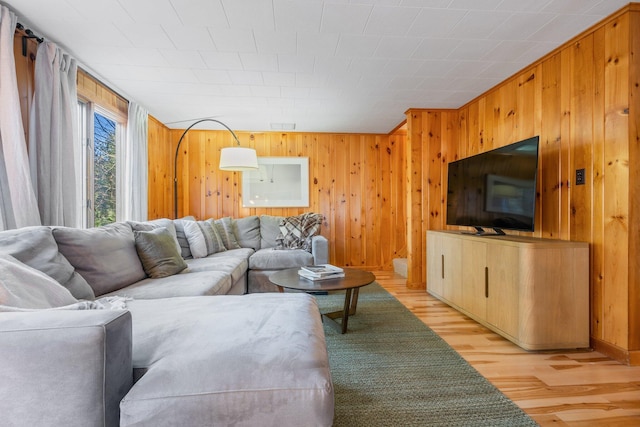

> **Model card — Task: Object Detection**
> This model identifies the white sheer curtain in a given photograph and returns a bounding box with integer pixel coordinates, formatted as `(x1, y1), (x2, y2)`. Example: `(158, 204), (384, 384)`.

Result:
(0, 6), (40, 230)
(117, 101), (148, 221)
(29, 41), (80, 228)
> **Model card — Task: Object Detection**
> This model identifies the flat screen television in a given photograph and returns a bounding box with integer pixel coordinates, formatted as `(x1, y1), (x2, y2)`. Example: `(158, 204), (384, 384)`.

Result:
(446, 136), (539, 234)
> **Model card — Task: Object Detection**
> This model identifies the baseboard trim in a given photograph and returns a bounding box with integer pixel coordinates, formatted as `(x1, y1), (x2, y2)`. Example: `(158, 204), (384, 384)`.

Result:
(591, 337), (639, 366)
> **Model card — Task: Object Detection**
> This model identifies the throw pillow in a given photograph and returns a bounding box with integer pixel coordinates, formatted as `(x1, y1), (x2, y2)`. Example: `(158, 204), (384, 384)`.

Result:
(180, 219), (226, 259)
(276, 213), (323, 251)
(53, 223), (147, 297)
(0, 226), (95, 300)
(215, 217), (241, 249)
(233, 216), (260, 250)
(134, 227), (188, 278)
(173, 216), (196, 258)
(0, 254), (78, 310)
(128, 219), (181, 255)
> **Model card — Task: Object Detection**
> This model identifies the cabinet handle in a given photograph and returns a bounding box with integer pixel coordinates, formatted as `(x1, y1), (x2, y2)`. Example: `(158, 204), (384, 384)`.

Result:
(485, 266), (489, 298)
(441, 255), (445, 279)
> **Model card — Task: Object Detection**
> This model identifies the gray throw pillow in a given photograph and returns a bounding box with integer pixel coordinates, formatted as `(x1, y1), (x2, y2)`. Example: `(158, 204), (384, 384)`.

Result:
(134, 228), (188, 278)
(233, 216), (260, 250)
(53, 223), (147, 297)
(174, 216), (196, 258)
(215, 217), (241, 249)
(179, 219), (226, 258)
(0, 226), (94, 300)
(128, 219), (181, 255)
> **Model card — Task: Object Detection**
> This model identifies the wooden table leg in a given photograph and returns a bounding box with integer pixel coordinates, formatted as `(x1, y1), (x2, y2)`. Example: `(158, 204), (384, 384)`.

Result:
(323, 287), (361, 334)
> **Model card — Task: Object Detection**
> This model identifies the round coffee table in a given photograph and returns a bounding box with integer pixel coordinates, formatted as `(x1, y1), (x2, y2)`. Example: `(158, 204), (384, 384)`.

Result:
(269, 267), (375, 334)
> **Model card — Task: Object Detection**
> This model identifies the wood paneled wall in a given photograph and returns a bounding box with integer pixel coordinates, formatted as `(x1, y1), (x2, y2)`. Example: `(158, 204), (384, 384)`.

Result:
(407, 5), (639, 364)
(147, 125), (407, 270)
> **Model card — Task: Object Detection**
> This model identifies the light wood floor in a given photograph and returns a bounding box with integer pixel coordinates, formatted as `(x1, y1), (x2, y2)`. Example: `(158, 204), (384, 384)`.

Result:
(372, 271), (640, 426)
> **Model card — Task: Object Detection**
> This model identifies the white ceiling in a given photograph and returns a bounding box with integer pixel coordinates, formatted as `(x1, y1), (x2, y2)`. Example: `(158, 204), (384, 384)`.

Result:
(5, 0), (631, 133)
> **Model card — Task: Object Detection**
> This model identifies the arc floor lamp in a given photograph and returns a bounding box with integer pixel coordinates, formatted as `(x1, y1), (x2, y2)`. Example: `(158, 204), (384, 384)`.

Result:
(173, 118), (258, 218)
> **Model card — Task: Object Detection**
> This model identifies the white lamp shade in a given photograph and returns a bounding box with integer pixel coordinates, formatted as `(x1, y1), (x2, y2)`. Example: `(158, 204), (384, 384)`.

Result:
(219, 147), (259, 171)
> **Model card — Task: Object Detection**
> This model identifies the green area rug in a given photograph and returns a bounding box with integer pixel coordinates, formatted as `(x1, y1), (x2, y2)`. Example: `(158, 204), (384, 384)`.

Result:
(314, 283), (538, 427)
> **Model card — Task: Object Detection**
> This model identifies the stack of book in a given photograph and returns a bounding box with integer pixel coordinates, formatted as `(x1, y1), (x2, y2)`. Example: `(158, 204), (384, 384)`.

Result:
(298, 264), (345, 281)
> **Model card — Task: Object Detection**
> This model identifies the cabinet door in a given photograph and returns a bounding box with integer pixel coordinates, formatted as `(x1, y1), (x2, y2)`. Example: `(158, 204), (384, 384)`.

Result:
(426, 232), (461, 303)
(426, 232), (444, 297)
(485, 243), (519, 339)
(460, 240), (487, 318)
(441, 237), (462, 303)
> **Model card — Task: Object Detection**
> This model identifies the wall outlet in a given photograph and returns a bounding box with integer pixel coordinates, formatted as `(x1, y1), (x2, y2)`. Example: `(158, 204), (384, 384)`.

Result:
(576, 168), (586, 185)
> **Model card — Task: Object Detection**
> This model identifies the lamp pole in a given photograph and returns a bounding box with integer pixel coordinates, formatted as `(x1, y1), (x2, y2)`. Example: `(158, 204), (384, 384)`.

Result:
(172, 119), (243, 219)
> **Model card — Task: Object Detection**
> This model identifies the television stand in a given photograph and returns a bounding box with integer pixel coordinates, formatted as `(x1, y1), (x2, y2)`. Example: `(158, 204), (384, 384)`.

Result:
(426, 230), (590, 350)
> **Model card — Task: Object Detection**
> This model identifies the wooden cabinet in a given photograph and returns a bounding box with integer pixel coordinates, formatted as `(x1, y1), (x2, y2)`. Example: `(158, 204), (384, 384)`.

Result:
(426, 231), (589, 351)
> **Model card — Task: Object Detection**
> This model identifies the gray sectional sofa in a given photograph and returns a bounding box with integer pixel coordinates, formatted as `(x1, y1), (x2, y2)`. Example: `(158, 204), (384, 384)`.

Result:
(0, 214), (334, 426)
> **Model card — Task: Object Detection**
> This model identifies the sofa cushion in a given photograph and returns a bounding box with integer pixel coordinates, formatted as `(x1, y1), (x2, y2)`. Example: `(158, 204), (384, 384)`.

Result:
(120, 294), (334, 427)
(214, 217), (241, 249)
(179, 219), (226, 258)
(0, 254), (78, 309)
(128, 219), (181, 255)
(184, 256), (248, 284)
(134, 228), (188, 278)
(53, 223), (147, 297)
(233, 215), (260, 250)
(100, 271), (232, 299)
(259, 215), (283, 249)
(249, 248), (314, 270)
(276, 213), (323, 251)
(0, 226), (95, 300)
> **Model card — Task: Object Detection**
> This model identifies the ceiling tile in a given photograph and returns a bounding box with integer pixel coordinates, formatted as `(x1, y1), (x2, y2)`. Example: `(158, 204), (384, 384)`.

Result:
(65, 0), (133, 24)
(374, 36), (422, 59)
(262, 72), (296, 86)
(297, 33), (340, 56)
(335, 34), (380, 58)
(448, 0), (503, 10)
(542, 0), (602, 15)
(160, 50), (207, 69)
(208, 28), (256, 52)
(238, 53), (278, 72)
(448, 10), (513, 39)
(162, 25), (216, 50)
(115, 23), (174, 49)
(273, 0), (323, 32)
(278, 55), (315, 73)
(228, 70), (263, 85)
(193, 69), (233, 85)
(487, 12), (556, 40)
(320, 3), (373, 34)
(118, 0), (182, 26)
(447, 39), (499, 61)
(221, 0), (275, 30)
(254, 30), (297, 54)
(200, 51), (243, 70)
(364, 6), (419, 36)
(169, 0), (229, 28)
(407, 9), (467, 37)
(412, 39), (461, 60)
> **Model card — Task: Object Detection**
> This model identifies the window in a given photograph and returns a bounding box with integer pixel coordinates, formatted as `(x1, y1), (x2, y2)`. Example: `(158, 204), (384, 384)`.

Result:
(77, 101), (125, 227)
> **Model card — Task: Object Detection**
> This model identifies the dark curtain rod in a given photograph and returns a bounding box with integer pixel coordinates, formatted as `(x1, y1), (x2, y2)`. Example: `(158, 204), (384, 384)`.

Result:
(16, 22), (44, 43)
